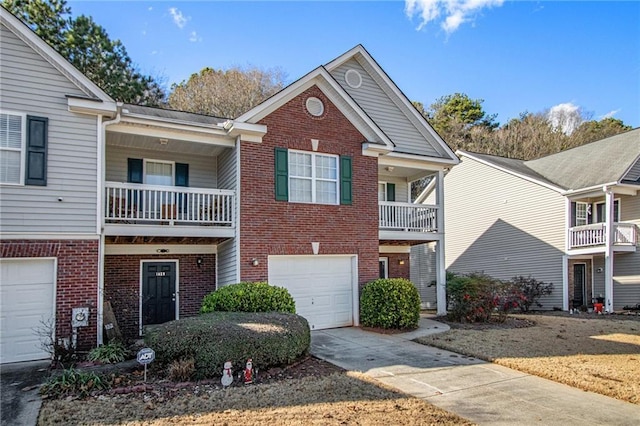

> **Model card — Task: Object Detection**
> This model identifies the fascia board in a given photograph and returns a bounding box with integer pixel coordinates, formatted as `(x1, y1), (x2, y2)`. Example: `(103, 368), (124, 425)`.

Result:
(459, 151), (566, 193)
(236, 66), (394, 149)
(226, 122), (267, 143)
(382, 151), (459, 167)
(1, 8), (113, 103)
(326, 45), (458, 162)
(67, 97), (117, 116)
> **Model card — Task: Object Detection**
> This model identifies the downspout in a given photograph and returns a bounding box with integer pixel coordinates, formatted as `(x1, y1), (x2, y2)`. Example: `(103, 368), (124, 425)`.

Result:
(603, 186), (614, 313)
(96, 106), (122, 345)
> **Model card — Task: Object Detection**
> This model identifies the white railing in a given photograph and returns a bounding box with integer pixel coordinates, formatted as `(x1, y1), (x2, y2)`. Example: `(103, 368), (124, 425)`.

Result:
(379, 202), (438, 232)
(105, 182), (234, 227)
(569, 222), (638, 249)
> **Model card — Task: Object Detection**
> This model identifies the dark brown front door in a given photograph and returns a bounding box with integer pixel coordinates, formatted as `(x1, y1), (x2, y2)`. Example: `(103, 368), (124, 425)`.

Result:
(142, 262), (176, 326)
(573, 264), (586, 307)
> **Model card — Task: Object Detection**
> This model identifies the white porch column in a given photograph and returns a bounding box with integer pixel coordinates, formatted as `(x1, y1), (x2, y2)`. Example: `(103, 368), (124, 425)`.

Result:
(562, 255), (569, 311)
(435, 170), (447, 315)
(604, 187), (614, 312)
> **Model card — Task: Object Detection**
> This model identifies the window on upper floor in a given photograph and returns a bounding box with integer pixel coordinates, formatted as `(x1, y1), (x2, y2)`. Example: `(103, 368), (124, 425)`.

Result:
(595, 200), (621, 223)
(274, 148), (352, 205)
(574, 202), (589, 226)
(0, 112), (48, 186)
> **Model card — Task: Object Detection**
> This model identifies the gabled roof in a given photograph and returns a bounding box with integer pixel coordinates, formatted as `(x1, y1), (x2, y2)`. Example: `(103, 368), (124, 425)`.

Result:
(459, 127), (640, 193)
(1, 6), (114, 108)
(236, 64), (394, 151)
(325, 45), (458, 163)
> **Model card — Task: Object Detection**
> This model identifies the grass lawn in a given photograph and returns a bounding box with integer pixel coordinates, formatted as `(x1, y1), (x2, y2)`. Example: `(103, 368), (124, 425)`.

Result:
(38, 370), (473, 425)
(415, 313), (640, 405)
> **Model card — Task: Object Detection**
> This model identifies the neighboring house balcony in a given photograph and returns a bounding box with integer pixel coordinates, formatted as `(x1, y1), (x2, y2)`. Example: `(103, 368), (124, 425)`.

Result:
(103, 182), (235, 239)
(379, 202), (439, 241)
(568, 222), (637, 253)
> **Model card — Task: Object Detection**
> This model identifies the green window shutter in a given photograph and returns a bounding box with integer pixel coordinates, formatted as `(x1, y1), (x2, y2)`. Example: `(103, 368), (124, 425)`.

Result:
(340, 155), (353, 205)
(386, 183), (396, 202)
(127, 158), (143, 183)
(25, 116), (48, 186)
(175, 163), (189, 187)
(274, 148), (288, 201)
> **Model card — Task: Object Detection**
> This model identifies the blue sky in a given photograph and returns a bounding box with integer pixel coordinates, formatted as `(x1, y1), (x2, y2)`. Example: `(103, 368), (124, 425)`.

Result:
(67, 1), (640, 128)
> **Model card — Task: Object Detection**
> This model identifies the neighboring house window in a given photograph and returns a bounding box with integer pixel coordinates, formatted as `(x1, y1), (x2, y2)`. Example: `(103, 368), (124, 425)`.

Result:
(575, 202), (589, 226)
(0, 112), (48, 186)
(595, 200), (620, 223)
(274, 148), (352, 205)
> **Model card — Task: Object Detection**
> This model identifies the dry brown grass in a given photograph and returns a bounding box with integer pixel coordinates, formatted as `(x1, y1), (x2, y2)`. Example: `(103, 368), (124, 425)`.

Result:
(38, 372), (473, 425)
(415, 314), (640, 404)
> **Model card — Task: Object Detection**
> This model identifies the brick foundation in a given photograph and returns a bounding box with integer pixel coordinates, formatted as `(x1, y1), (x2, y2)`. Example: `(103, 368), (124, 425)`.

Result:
(1, 239), (99, 351)
(104, 252), (216, 340)
(239, 86), (379, 287)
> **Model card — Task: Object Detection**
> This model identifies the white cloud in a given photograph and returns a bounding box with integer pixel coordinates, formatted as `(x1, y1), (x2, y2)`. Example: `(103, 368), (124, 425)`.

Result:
(189, 31), (201, 43)
(600, 109), (620, 120)
(169, 7), (188, 29)
(548, 102), (583, 135)
(405, 0), (504, 34)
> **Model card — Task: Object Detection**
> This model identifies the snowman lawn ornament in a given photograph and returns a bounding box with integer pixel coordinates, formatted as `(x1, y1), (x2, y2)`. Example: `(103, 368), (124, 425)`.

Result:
(221, 361), (233, 387)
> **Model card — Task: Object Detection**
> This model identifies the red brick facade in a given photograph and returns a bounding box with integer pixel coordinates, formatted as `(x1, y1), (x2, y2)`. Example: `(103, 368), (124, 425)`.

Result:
(239, 86), (379, 287)
(104, 252), (216, 340)
(381, 252), (411, 280)
(1, 239), (99, 350)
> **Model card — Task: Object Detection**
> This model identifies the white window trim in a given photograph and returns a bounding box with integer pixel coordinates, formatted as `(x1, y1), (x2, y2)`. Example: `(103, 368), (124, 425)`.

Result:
(143, 158), (175, 186)
(594, 199), (621, 223)
(378, 181), (387, 202)
(575, 201), (589, 226)
(288, 149), (339, 205)
(0, 110), (27, 186)
(379, 257), (389, 278)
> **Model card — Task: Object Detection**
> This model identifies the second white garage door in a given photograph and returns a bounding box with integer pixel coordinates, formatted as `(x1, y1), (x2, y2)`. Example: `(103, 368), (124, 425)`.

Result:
(268, 255), (357, 330)
(0, 258), (56, 364)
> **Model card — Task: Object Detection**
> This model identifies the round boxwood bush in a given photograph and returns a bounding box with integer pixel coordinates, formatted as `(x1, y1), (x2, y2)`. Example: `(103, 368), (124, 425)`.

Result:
(145, 311), (310, 379)
(201, 281), (295, 313)
(360, 278), (421, 330)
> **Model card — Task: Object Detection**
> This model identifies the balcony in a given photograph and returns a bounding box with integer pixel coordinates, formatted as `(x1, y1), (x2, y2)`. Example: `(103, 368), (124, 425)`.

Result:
(104, 182), (235, 238)
(568, 222), (637, 252)
(379, 202), (439, 241)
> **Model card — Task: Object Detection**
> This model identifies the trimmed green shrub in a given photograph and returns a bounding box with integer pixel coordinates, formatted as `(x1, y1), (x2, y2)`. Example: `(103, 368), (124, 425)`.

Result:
(144, 311), (310, 379)
(360, 278), (421, 329)
(201, 281), (295, 314)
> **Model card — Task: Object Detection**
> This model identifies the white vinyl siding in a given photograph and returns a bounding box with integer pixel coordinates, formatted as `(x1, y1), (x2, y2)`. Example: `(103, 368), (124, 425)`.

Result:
(331, 58), (445, 158)
(288, 150), (338, 205)
(612, 194), (640, 310)
(0, 25), (99, 234)
(216, 146), (238, 286)
(443, 157), (566, 309)
(105, 146), (218, 189)
(216, 238), (238, 286)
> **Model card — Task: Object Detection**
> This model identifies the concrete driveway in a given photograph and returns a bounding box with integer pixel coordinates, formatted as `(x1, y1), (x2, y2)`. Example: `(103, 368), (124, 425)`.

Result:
(311, 317), (640, 425)
(1, 360), (49, 426)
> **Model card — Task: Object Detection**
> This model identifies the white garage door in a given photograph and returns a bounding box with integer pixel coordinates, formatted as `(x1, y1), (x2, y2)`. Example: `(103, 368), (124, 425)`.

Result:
(268, 255), (357, 330)
(0, 259), (56, 364)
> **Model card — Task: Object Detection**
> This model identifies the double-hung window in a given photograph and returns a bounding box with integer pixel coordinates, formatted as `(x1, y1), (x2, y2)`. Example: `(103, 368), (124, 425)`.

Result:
(289, 150), (338, 204)
(574, 202), (589, 226)
(0, 112), (26, 185)
(1, 111), (48, 186)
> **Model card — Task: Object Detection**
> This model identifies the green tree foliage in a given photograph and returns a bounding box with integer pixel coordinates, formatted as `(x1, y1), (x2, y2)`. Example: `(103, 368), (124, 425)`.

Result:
(168, 66), (287, 118)
(3, 0), (165, 105)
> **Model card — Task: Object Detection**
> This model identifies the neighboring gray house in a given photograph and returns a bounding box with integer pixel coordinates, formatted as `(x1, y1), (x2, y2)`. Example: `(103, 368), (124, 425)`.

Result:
(436, 129), (640, 312)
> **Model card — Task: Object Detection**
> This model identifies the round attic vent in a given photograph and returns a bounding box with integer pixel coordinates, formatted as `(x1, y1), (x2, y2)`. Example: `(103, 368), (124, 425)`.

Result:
(306, 97), (324, 117)
(345, 69), (362, 88)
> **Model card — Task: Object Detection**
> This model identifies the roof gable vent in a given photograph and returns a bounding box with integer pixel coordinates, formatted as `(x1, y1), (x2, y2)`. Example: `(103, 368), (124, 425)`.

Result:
(345, 69), (362, 89)
(305, 97), (324, 117)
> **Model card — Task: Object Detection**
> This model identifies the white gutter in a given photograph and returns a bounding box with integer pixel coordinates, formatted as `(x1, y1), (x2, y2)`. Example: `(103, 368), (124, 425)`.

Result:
(96, 107), (122, 346)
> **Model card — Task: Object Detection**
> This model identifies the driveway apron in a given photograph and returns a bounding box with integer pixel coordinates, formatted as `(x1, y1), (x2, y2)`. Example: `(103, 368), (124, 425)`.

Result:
(310, 318), (640, 426)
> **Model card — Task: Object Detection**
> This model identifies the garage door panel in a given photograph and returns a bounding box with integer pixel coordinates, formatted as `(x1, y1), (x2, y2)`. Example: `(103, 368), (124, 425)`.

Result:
(1, 259), (55, 364)
(268, 256), (356, 330)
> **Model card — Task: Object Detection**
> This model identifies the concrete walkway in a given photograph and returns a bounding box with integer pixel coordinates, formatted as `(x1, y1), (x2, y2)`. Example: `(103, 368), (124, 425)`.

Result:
(310, 317), (640, 425)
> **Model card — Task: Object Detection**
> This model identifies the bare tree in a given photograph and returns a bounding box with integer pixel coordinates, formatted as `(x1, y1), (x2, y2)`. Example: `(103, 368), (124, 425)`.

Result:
(168, 66), (287, 118)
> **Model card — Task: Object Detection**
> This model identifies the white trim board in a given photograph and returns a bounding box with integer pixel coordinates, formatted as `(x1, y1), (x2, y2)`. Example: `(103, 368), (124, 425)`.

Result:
(106, 244), (217, 256)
